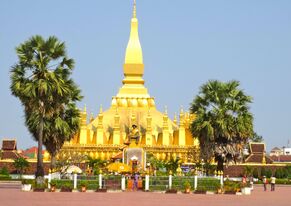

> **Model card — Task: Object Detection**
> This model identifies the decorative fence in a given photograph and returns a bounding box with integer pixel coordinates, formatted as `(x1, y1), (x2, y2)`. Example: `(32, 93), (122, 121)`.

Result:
(196, 177), (221, 191)
(148, 176), (221, 192)
(149, 176), (169, 191)
(49, 173), (223, 192)
(103, 175), (121, 190)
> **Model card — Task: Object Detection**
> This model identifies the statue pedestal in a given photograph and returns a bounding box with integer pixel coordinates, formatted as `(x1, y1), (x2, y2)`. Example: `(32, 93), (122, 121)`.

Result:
(123, 147), (145, 172)
(129, 141), (139, 148)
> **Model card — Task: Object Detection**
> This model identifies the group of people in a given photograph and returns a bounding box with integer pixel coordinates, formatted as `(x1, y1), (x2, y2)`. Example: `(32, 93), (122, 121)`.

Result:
(263, 176), (276, 191)
(242, 175), (276, 191)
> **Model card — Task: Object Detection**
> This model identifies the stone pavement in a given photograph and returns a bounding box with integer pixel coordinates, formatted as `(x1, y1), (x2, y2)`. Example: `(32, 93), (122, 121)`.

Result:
(0, 185), (289, 206)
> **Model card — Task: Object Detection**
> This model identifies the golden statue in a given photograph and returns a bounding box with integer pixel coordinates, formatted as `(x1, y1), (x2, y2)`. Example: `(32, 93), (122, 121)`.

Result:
(125, 125), (140, 145)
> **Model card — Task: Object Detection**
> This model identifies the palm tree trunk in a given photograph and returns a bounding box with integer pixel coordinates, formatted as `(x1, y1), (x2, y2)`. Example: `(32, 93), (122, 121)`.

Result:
(35, 116), (44, 177)
(217, 158), (224, 172)
(50, 153), (56, 169)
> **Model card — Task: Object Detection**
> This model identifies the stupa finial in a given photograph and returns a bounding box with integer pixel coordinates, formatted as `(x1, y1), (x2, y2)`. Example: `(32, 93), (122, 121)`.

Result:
(164, 105), (168, 115)
(133, 0), (136, 18)
(180, 105), (184, 113)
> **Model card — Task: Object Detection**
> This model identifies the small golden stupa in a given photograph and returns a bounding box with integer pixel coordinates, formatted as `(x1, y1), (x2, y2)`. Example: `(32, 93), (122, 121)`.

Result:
(58, 0), (199, 163)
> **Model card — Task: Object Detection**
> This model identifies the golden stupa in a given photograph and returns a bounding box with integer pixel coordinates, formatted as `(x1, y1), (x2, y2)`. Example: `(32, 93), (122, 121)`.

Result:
(59, 0), (199, 163)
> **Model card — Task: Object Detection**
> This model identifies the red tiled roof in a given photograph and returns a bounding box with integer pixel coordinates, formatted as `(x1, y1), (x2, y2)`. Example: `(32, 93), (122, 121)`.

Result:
(2, 140), (17, 150)
(270, 155), (291, 162)
(250, 143), (265, 153)
(22, 147), (38, 157)
(245, 154), (273, 164)
(1, 151), (22, 159)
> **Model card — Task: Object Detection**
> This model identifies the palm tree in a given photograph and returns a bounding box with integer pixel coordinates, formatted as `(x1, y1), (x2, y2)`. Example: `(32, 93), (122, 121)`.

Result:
(86, 156), (107, 174)
(45, 103), (80, 169)
(165, 158), (180, 174)
(190, 80), (253, 171)
(26, 103), (81, 169)
(146, 153), (166, 171)
(10, 35), (81, 178)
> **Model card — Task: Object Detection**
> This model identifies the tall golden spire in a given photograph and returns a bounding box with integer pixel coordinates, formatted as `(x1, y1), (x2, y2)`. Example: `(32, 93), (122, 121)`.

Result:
(123, 0), (144, 84)
(116, 0), (150, 99)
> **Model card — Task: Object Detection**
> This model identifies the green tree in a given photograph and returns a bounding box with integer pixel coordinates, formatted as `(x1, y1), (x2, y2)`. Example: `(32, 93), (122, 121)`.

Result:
(13, 157), (29, 178)
(26, 103), (81, 169)
(45, 104), (80, 169)
(253, 167), (259, 178)
(86, 156), (106, 174)
(10, 35), (81, 178)
(146, 153), (166, 171)
(260, 167), (266, 177)
(250, 132), (264, 142)
(243, 165), (254, 177)
(190, 80), (254, 171)
(0, 167), (10, 176)
(165, 158), (180, 173)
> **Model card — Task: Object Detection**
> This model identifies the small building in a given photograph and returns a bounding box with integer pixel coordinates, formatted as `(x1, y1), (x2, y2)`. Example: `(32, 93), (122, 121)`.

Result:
(245, 143), (273, 164)
(283, 147), (291, 155)
(269, 146), (291, 163)
(0, 139), (23, 160)
(270, 147), (283, 157)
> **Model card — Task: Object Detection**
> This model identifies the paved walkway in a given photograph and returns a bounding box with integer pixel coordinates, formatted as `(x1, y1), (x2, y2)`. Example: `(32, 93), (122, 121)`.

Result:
(0, 186), (289, 206)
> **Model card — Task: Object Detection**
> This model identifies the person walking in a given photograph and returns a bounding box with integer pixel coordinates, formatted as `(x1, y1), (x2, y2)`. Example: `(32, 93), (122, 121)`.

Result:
(263, 176), (268, 191)
(242, 175), (247, 187)
(271, 176), (276, 191)
(132, 173), (139, 191)
(249, 176), (254, 191)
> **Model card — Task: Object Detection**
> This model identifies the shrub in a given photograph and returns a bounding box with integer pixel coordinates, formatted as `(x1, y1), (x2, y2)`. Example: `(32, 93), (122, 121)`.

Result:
(265, 169), (272, 178)
(52, 180), (73, 189)
(0, 167), (10, 176)
(197, 178), (220, 191)
(260, 167), (266, 177)
(21, 179), (31, 184)
(243, 166), (253, 177)
(13, 157), (29, 178)
(49, 180), (57, 187)
(172, 177), (193, 191)
(183, 180), (191, 189)
(284, 166), (291, 178)
(86, 180), (99, 190)
(0, 167), (11, 180)
(275, 169), (283, 179)
(34, 183), (46, 189)
(79, 180), (88, 187)
(223, 180), (241, 192)
(0, 174), (11, 180)
(275, 179), (291, 185)
(61, 182), (73, 190)
(253, 168), (259, 178)
(195, 185), (207, 192)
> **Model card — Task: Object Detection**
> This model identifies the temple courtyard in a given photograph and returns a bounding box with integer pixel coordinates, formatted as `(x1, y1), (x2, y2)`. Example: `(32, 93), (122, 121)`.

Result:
(0, 186), (290, 206)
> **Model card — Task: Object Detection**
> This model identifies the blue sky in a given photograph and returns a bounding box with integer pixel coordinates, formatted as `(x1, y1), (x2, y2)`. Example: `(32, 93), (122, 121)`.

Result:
(0, 0), (291, 151)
